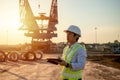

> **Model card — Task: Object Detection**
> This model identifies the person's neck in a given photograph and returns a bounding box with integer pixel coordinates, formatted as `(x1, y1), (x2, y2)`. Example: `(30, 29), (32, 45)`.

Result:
(68, 41), (76, 47)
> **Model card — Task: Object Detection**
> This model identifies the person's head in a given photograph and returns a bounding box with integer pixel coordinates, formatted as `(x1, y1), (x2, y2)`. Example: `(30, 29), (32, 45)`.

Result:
(64, 25), (81, 44)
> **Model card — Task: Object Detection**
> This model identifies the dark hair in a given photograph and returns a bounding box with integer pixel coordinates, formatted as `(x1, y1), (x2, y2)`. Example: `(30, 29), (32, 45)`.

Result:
(73, 33), (79, 42)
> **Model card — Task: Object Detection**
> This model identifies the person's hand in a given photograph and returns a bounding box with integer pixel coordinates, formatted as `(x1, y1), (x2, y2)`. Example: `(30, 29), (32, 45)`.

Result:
(54, 60), (67, 66)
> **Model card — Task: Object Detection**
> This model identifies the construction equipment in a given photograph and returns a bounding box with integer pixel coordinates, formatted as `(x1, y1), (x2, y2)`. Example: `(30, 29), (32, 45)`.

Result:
(0, 51), (6, 62)
(0, 50), (43, 62)
(7, 51), (20, 61)
(19, 0), (58, 52)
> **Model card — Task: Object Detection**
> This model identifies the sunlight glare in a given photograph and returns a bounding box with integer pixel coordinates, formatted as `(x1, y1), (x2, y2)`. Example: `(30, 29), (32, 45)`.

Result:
(6, 16), (21, 30)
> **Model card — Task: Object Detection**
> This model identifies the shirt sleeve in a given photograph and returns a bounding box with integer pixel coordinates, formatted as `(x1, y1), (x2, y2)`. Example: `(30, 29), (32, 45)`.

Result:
(71, 48), (87, 71)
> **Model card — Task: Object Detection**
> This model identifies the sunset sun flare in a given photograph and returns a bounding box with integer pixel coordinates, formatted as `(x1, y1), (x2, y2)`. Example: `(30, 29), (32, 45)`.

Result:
(0, 0), (120, 45)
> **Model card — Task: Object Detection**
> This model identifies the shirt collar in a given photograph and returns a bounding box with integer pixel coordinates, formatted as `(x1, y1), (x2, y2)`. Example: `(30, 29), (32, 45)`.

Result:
(69, 42), (78, 49)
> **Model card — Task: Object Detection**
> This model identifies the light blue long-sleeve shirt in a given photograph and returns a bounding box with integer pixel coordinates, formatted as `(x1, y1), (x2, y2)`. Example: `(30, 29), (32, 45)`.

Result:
(63, 42), (87, 71)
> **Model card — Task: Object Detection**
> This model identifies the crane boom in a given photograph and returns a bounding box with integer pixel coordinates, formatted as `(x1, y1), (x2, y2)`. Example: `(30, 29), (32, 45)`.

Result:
(19, 0), (59, 52)
(48, 0), (58, 32)
(19, 0), (39, 31)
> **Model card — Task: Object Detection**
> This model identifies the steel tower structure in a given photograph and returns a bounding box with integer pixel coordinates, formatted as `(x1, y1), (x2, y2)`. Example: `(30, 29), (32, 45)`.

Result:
(19, 0), (58, 52)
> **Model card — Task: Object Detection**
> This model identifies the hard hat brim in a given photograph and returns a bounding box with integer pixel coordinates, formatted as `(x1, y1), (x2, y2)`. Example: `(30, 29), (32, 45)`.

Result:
(64, 30), (81, 37)
(64, 30), (73, 33)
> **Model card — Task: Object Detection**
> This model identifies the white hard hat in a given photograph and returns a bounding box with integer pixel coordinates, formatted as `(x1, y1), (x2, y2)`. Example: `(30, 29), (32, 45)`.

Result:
(64, 25), (81, 36)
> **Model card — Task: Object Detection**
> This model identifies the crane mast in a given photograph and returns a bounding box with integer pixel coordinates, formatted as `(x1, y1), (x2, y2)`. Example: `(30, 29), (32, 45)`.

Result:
(19, 0), (58, 52)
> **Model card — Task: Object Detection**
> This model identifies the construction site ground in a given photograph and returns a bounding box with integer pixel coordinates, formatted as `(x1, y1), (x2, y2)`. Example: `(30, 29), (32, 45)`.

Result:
(0, 52), (120, 80)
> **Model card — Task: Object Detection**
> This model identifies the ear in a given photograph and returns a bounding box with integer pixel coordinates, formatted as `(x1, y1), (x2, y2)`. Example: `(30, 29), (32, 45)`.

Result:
(76, 35), (79, 38)
(74, 35), (78, 40)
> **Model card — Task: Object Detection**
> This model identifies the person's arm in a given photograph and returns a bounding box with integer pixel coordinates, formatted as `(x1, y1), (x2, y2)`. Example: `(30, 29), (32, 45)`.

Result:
(71, 48), (87, 71)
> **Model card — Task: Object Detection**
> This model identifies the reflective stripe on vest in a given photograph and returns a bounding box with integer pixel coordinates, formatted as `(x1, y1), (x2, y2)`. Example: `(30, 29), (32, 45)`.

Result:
(61, 43), (84, 79)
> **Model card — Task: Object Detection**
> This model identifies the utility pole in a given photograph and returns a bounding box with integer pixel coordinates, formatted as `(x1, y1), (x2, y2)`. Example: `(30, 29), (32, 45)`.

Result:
(95, 27), (97, 44)
(6, 30), (8, 45)
(118, 34), (119, 42)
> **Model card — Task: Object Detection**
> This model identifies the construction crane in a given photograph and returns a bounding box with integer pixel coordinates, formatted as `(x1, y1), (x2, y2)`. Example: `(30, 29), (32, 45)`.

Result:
(19, 0), (58, 52)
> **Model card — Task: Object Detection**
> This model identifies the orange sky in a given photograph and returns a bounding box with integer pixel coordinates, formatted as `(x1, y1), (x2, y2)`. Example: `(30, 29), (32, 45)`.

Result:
(0, 0), (120, 45)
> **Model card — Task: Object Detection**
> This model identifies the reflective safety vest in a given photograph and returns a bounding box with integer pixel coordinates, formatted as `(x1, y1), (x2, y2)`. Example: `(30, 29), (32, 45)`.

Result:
(61, 43), (85, 80)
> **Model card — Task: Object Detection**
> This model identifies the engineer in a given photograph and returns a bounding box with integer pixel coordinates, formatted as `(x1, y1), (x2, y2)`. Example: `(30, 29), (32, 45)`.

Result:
(56, 25), (87, 80)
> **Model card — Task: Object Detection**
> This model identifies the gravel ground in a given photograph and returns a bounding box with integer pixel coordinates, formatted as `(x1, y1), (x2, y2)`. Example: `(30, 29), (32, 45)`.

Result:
(0, 53), (120, 80)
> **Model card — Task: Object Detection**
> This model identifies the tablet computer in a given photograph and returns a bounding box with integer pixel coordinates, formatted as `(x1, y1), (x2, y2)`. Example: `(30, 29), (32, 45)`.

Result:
(47, 58), (62, 65)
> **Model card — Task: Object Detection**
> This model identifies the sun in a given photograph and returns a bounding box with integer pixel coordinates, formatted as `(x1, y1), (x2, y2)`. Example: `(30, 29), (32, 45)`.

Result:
(6, 16), (21, 30)
(0, 15), (22, 31)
